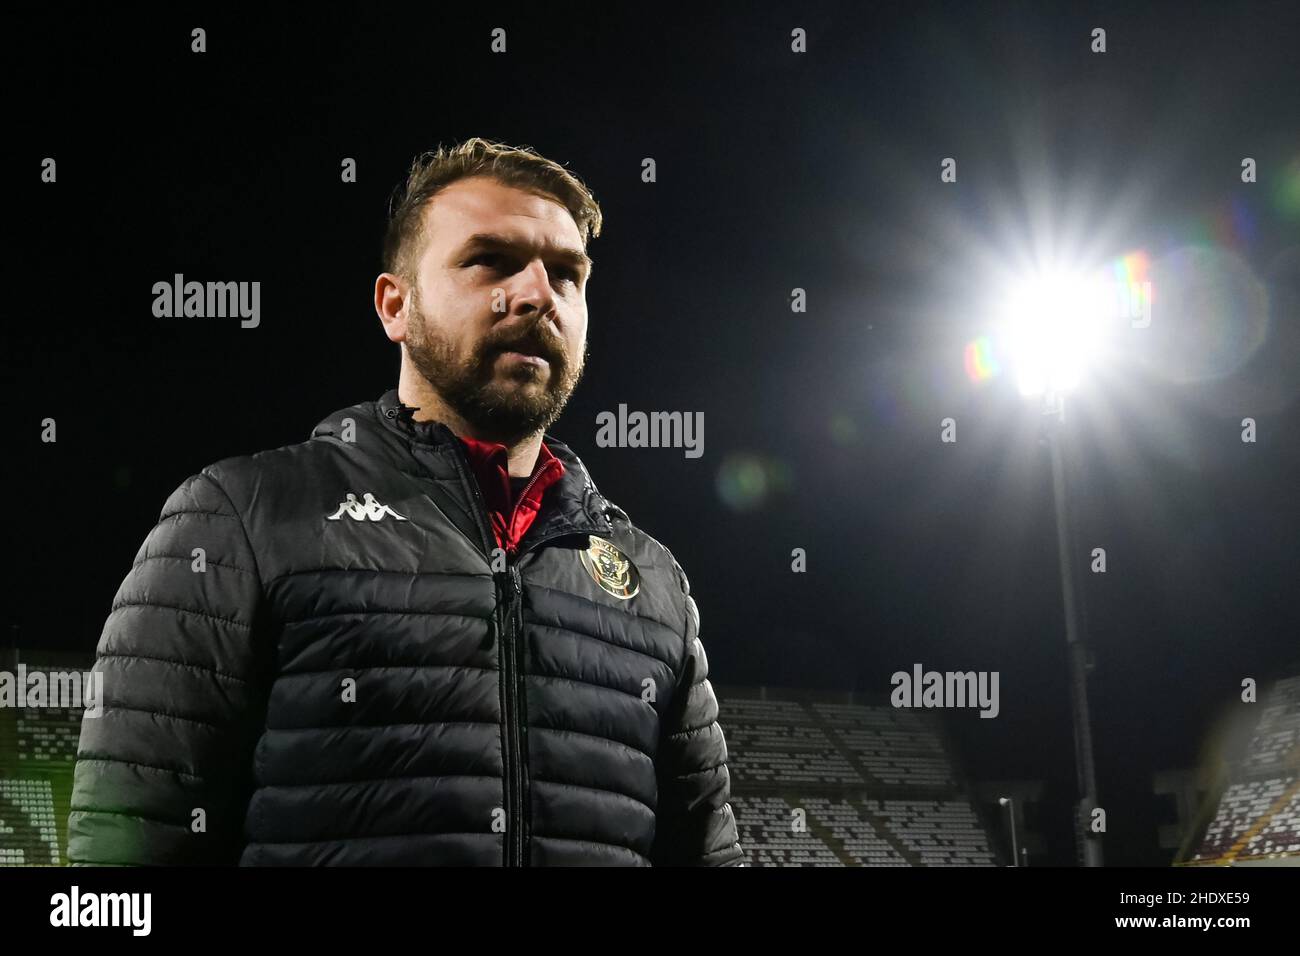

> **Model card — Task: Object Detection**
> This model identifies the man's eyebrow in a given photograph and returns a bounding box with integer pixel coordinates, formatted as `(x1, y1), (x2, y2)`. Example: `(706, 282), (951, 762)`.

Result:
(458, 232), (592, 274)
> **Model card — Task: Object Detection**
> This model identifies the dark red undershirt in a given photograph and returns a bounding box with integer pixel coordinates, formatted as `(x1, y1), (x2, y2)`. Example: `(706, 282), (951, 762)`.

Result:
(457, 434), (566, 555)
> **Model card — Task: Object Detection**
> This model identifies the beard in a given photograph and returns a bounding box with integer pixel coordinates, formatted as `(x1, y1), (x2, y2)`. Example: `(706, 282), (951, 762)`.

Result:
(405, 289), (587, 442)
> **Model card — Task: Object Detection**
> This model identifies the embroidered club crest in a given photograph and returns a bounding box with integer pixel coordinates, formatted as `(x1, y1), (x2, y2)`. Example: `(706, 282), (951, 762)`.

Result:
(580, 535), (640, 600)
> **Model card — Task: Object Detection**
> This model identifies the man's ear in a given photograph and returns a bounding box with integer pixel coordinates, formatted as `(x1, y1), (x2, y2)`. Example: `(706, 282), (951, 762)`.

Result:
(375, 273), (411, 344)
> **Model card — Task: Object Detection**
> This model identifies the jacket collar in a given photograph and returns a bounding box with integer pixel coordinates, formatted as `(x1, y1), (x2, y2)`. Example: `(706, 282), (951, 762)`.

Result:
(365, 387), (615, 549)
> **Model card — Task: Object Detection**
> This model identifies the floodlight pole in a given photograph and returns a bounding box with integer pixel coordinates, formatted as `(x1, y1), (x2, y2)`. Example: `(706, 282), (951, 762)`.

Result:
(999, 796), (1021, 866)
(1044, 390), (1104, 867)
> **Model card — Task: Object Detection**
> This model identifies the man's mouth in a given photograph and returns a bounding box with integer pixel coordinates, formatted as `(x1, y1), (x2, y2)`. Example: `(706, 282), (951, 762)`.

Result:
(498, 350), (550, 368)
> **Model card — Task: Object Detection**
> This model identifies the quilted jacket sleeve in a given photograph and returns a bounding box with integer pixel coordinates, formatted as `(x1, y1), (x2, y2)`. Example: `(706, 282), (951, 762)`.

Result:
(67, 470), (269, 865)
(650, 567), (745, 866)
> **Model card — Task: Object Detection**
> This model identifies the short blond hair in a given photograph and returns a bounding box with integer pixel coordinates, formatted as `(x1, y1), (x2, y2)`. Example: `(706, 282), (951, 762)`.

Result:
(382, 137), (603, 282)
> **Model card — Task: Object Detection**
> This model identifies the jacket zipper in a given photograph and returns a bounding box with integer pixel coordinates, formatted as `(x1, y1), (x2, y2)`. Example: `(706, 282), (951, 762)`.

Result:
(501, 466), (554, 867)
(504, 563), (526, 865)
(445, 442), (535, 867)
(445, 439), (608, 867)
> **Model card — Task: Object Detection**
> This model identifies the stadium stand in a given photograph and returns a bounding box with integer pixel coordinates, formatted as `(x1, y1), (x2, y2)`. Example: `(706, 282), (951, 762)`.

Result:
(1184, 676), (1300, 865)
(718, 685), (998, 866)
(0, 649), (90, 867)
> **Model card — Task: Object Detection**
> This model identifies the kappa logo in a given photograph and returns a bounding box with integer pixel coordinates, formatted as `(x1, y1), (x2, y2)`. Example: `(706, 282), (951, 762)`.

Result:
(326, 492), (408, 522)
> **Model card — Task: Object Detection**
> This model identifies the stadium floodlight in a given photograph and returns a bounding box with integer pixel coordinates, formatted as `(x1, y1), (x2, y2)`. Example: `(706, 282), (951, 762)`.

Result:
(994, 263), (1111, 866)
(1000, 268), (1112, 399)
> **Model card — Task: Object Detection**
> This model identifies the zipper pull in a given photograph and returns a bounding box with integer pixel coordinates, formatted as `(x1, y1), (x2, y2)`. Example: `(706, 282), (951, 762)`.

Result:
(508, 564), (524, 634)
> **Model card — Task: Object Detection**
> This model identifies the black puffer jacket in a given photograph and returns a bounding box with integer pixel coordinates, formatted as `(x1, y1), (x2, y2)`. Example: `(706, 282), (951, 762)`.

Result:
(68, 388), (744, 866)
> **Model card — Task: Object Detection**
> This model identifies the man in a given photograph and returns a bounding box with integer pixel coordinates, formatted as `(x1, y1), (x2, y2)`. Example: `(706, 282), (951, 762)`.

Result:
(68, 138), (744, 866)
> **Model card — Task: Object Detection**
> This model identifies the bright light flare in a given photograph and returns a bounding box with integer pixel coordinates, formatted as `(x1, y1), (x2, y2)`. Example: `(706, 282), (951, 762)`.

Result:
(1001, 269), (1113, 397)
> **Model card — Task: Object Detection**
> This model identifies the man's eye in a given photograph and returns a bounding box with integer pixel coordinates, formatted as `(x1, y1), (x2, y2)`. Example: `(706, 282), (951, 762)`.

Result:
(468, 254), (578, 286)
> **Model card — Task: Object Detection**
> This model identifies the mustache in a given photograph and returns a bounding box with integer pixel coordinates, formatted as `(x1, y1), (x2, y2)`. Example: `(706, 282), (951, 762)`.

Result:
(483, 320), (565, 363)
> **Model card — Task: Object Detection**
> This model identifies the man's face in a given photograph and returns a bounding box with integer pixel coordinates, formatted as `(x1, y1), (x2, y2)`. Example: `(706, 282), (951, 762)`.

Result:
(402, 176), (591, 441)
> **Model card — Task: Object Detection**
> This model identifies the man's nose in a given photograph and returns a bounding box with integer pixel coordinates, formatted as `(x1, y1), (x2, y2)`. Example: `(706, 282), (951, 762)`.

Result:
(506, 258), (559, 317)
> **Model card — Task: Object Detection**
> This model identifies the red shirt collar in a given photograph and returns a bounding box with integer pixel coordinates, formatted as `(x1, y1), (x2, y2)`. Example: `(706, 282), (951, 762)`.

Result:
(457, 435), (566, 554)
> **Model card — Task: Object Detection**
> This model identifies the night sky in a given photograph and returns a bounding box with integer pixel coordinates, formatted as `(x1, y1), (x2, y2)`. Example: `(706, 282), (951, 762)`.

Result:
(8, 2), (1298, 866)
